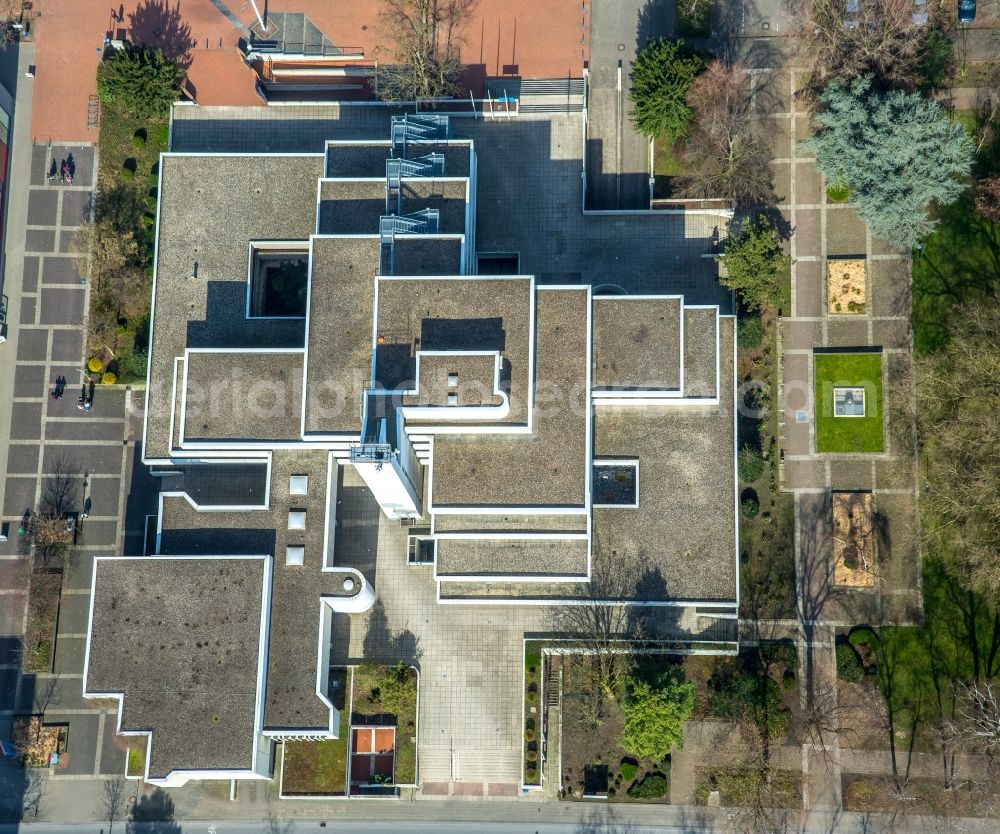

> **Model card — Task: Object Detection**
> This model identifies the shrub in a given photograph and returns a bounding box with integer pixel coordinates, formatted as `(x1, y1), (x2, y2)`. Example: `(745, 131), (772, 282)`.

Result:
(620, 761), (638, 782)
(120, 167), (134, 181)
(87, 357), (104, 373)
(836, 642), (865, 683)
(782, 670), (796, 691)
(101, 372), (117, 385)
(826, 181), (850, 203)
(151, 125), (170, 148)
(526, 767), (537, 782)
(741, 498), (760, 519)
(737, 316), (765, 349)
(131, 135), (146, 150)
(627, 773), (668, 799)
(737, 445), (765, 483)
(524, 728), (535, 742)
(607, 786), (616, 797)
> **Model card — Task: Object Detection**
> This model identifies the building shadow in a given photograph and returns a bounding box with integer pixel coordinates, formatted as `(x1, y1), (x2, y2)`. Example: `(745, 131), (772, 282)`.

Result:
(128, 0), (195, 70)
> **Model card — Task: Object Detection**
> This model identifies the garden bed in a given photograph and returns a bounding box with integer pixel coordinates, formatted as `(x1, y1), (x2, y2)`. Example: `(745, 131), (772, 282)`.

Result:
(86, 97), (169, 384)
(560, 654), (686, 802)
(22, 571), (62, 673)
(832, 492), (876, 587)
(351, 663), (418, 786)
(827, 258), (866, 314)
(523, 641), (543, 786)
(125, 739), (146, 778)
(813, 352), (885, 453)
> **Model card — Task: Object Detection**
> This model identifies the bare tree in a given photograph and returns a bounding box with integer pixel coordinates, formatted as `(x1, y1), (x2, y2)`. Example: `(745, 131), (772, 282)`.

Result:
(103, 775), (129, 834)
(943, 680), (1000, 757)
(547, 546), (648, 717)
(677, 61), (774, 206)
(800, 0), (924, 89)
(376, 0), (477, 101)
(916, 301), (1000, 596)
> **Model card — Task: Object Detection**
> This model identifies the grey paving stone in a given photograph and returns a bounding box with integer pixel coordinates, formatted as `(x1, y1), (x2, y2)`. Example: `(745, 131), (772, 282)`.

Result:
(828, 458), (876, 490)
(44, 711), (99, 774)
(27, 189), (58, 225)
(795, 208), (821, 257)
(47, 387), (125, 420)
(0, 594), (25, 635)
(58, 229), (79, 254)
(826, 318), (869, 348)
(796, 162), (822, 205)
(30, 145), (52, 186)
(10, 402), (42, 440)
(794, 260), (823, 318)
(54, 635), (85, 675)
(99, 714), (128, 775)
(0, 670), (18, 705)
(16, 328), (48, 360)
(2, 476), (38, 515)
(50, 329), (82, 362)
(60, 189), (92, 227)
(785, 458), (826, 488)
(78, 518), (118, 547)
(54, 146), (95, 188)
(782, 319), (823, 350)
(43, 442), (123, 476)
(42, 256), (82, 285)
(45, 420), (125, 442)
(826, 206), (867, 257)
(773, 161), (790, 203)
(84, 477), (121, 515)
(54, 593), (91, 637)
(18, 296), (36, 324)
(14, 363), (45, 398)
(22, 256), (39, 293)
(25, 228), (55, 253)
(871, 318), (911, 350)
(39, 287), (85, 325)
(5, 444), (39, 474)
(63, 550), (96, 591)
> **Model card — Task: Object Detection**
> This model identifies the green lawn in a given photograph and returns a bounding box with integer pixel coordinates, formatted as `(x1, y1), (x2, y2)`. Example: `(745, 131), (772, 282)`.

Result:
(352, 663), (419, 785)
(813, 352), (884, 453)
(653, 136), (684, 177)
(126, 744), (146, 777)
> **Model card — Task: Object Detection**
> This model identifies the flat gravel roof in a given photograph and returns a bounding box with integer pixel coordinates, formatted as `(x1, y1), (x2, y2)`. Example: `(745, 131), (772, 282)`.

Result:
(86, 556), (266, 779)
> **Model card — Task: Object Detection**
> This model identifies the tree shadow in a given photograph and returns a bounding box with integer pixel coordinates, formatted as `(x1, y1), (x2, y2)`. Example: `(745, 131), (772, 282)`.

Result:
(636, 0), (674, 47)
(128, 787), (181, 832)
(128, 0), (195, 70)
(360, 598), (421, 668)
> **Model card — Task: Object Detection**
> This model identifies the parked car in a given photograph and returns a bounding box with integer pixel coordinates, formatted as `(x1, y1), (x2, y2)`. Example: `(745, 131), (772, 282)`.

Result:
(958, 0), (977, 23)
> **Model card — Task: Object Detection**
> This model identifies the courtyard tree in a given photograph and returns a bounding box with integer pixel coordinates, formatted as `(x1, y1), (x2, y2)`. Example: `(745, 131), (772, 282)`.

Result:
(677, 61), (774, 206)
(103, 776), (128, 834)
(547, 546), (648, 719)
(376, 0), (476, 101)
(800, 0), (926, 89)
(620, 667), (695, 761)
(717, 215), (790, 312)
(96, 44), (183, 120)
(916, 300), (1000, 596)
(805, 76), (973, 248)
(628, 38), (703, 140)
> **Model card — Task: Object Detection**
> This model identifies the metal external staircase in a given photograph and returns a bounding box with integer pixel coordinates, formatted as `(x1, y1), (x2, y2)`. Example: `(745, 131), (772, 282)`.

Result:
(390, 114), (450, 157)
(379, 209), (440, 243)
(385, 153), (445, 213)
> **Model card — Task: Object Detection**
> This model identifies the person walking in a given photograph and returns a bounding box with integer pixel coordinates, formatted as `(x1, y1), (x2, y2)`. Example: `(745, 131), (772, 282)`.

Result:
(77, 384), (86, 409)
